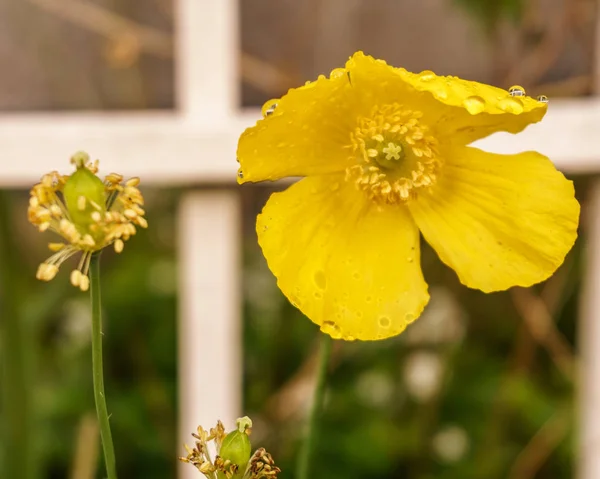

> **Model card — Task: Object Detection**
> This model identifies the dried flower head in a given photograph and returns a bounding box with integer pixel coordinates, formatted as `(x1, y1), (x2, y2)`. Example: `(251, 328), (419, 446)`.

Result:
(180, 417), (280, 479)
(28, 151), (148, 291)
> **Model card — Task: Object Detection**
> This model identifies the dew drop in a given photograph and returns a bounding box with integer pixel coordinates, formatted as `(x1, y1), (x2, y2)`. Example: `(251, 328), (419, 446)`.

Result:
(352, 271), (361, 280)
(290, 295), (302, 308)
(378, 316), (391, 328)
(498, 97), (524, 114)
(432, 88), (448, 100)
(405, 313), (416, 323)
(314, 270), (327, 289)
(536, 94), (549, 104)
(302, 80), (318, 90)
(237, 169), (244, 179)
(463, 96), (486, 115)
(508, 85), (526, 97)
(261, 99), (279, 118)
(418, 70), (436, 82)
(365, 295), (373, 303)
(321, 321), (343, 339)
(407, 257), (414, 263)
(330, 68), (346, 79)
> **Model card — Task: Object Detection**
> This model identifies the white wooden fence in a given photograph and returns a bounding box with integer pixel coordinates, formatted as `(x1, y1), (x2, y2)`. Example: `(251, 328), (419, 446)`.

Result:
(0, 1), (599, 478)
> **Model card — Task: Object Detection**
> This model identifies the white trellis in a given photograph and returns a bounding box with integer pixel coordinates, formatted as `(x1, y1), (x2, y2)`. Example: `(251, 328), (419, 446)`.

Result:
(1, 1), (600, 478)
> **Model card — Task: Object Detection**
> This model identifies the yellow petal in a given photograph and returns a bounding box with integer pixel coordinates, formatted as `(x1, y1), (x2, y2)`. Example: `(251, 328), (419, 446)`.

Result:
(257, 174), (429, 341)
(237, 74), (358, 183)
(408, 146), (580, 292)
(346, 52), (547, 145)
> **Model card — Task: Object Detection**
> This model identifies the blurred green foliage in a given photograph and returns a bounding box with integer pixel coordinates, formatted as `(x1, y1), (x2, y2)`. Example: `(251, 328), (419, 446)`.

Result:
(453, 0), (523, 29)
(0, 176), (588, 478)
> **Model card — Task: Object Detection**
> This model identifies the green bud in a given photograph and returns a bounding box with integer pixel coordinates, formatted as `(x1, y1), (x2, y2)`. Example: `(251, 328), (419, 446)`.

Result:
(218, 417), (252, 479)
(63, 153), (106, 235)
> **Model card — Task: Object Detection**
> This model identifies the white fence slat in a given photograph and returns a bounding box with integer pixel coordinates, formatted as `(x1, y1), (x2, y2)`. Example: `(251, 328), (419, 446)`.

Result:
(1, 100), (600, 188)
(177, 191), (241, 479)
(578, 181), (600, 479)
(176, 0), (239, 121)
(0, 112), (258, 187)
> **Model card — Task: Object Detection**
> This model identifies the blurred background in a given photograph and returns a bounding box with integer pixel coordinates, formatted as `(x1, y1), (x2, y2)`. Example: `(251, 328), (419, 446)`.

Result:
(0, 0), (595, 478)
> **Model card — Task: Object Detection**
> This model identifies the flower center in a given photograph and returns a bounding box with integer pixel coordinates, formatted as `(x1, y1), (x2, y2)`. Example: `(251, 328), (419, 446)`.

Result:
(345, 104), (441, 204)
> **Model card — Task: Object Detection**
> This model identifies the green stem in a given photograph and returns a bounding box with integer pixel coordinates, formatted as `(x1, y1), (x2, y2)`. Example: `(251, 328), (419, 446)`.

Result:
(89, 253), (118, 479)
(296, 334), (333, 479)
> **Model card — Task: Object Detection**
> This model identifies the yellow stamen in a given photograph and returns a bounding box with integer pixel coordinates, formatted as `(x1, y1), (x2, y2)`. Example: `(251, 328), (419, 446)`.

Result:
(114, 239), (124, 253)
(79, 275), (90, 292)
(36, 263), (59, 281)
(70, 269), (82, 287)
(125, 177), (140, 187)
(345, 103), (441, 205)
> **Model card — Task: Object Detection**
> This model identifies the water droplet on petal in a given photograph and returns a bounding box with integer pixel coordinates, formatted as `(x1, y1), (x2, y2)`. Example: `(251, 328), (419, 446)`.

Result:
(463, 96), (486, 115)
(405, 313), (416, 323)
(432, 88), (448, 100)
(508, 85), (526, 97)
(366, 295), (373, 303)
(407, 257), (414, 263)
(352, 271), (361, 280)
(378, 316), (391, 328)
(498, 97), (524, 114)
(261, 99), (279, 117)
(536, 94), (549, 104)
(418, 70), (436, 81)
(321, 321), (342, 339)
(314, 270), (327, 289)
(290, 295), (302, 308)
(330, 68), (346, 79)
(237, 169), (244, 179)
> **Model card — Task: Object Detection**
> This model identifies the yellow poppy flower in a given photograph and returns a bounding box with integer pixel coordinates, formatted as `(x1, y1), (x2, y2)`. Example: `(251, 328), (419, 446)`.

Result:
(237, 51), (580, 341)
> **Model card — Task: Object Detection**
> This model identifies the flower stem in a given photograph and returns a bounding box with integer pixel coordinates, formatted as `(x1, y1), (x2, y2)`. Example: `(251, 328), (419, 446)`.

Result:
(89, 253), (118, 479)
(296, 334), (333, 479)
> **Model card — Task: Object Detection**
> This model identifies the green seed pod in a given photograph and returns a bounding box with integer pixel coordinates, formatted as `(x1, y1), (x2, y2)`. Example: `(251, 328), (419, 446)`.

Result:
(63, 152), (106, 236)
(217, 417), (252, 479)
